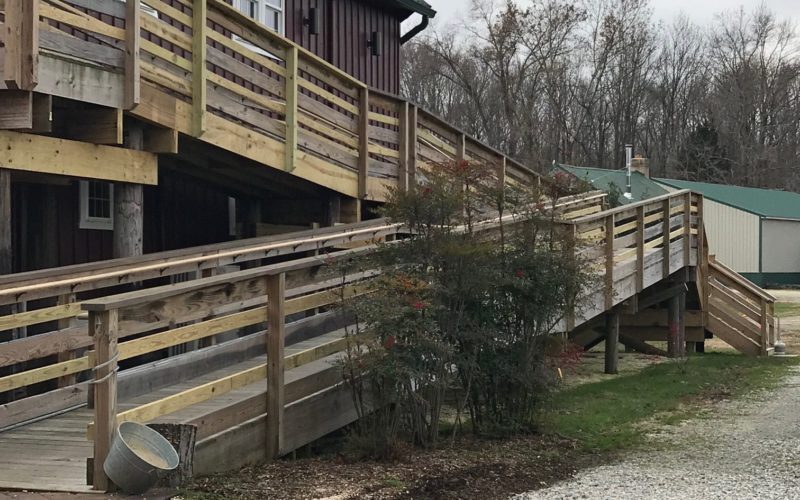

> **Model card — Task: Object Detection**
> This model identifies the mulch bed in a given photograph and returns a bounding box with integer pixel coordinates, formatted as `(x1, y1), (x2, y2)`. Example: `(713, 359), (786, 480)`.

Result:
(188, 434), (582, 499)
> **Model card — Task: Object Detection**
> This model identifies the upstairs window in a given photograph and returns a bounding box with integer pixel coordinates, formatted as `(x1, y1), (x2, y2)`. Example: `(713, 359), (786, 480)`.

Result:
(234, 0), (284, 35)
(79, 181), (114, 231)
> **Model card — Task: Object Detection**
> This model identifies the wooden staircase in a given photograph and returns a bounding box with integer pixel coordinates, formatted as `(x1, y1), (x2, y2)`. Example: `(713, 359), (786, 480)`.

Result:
(705, 256), (778, 356)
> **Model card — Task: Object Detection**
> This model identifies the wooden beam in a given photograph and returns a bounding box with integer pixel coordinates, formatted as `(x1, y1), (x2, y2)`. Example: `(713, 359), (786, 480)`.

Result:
(192, 0), (208, 136)
(662, 199), (671, 278)
(143, 126), (179, 154)
(3, 0), (39, 90)
(0, 90), (32, 129)
(604, 309), (619, 375)
(114, 126), (145, 258)
(0, 169), (10, 275)
(667, 293), (680, 358)
(0, 130), (158, 184)
(90, 309), (119, 491)
(125, 0), (141, 109)
(604, 214), (614, 310)
(358, 88), (369, 199)
(57, 107), (123, 145)
(408, 105), (418, 186)
(284, 46), (298, 172)
(266, 273), (285, 459)
(398, 100), (409, 191)
(635, 205), (644, 292)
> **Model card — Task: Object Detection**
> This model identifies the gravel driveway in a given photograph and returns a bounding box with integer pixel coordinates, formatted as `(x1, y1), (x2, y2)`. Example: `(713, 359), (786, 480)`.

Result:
(516, 366), (800, 500)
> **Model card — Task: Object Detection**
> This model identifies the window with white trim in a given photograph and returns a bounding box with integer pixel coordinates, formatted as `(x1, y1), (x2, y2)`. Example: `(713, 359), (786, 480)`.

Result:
(79, 181), (114, 231)
(233, 0), (284, 59)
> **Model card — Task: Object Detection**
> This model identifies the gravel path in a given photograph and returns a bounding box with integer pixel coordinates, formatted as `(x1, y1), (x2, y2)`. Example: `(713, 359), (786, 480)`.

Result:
(516, 366), (800, 500)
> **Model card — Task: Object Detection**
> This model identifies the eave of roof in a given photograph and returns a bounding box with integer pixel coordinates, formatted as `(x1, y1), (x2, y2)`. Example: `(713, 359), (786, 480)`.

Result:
(385, 0), (436, 20)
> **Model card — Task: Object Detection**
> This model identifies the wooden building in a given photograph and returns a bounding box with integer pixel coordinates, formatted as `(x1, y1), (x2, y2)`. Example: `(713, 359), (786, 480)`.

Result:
(1, 0), (544, 278)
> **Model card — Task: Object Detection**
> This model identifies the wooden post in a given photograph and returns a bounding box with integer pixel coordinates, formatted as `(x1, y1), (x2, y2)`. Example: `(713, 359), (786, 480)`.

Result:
(3, 0), (39, 91)
(667, 293), (680, 358)
(398, 101), (409, 192)
(635, 205), (644, 292)
(565, 224), (577, 332)
(678, 284), (686, 357)
(760, 299), (768, 355)
(266, 273), (285, 459)
(325, 193), (341, 226)
(57, 293), (78, 387)
(358, 87), (369, 199)
(662, 199), (671, 279)
(284, 46), (298, 171)
(604, 309), (619, 374)
(682, 192), (691, 265)
(456, 133), (466, 165)
(604, 214), (615, 310)
(114, 126), (144, 259)
(125, 0), (141, 109)
(90, 309), (119, 491)
(192, 0), (207, 136)
(0, 169), (11, 275)
(408, 104), (418, 186)
(499, 156), (507, 191)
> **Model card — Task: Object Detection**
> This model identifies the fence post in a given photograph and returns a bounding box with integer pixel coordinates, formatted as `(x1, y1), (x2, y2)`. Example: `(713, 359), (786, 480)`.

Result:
(191, 0), (207, 135)
(682, 192), (691, 265)
(398, 100), (409, 191)
(57, 293), (78, 387)
(635, 205), (644, 292)
(604, 214), (615, 310)
(3, 0), (39, 91)
(358, 87), (370, 200)
(662, 199), (671, 278)
(408, 105), (418, 185)
(125, 0), (141, 109)
(284, 46), (298, 171)
(266, 272), (285, 459)
(89, 309), (119, 491)
(760, 299), (768, 355)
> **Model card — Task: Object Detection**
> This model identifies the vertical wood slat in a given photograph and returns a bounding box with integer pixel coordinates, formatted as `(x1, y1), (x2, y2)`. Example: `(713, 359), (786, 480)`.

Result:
(604, 214), (615, 310)
(408, 104), (418, 185)
(266, 273), (285, 459)
(662, 199), (671, 278)
(192, 0), (208, 136)
(57, 293), (78, 388)
(3, 0), (39, 91)
(124, 0), (141, 109)
(635, 205), (644, 292)
(760, 299), (768, 354)
(90, 309), (119, 492)
(397, 100), (409, 191)
(358, 88), (370, 199)
(284, 46), (299, 172)
(682, 192), (691, 264)
(456, 133), (466, 165)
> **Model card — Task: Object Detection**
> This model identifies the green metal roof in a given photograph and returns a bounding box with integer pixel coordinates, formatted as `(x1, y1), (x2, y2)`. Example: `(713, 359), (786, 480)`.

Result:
(656, 179), (800, 220)
(554, 164), (668, 205)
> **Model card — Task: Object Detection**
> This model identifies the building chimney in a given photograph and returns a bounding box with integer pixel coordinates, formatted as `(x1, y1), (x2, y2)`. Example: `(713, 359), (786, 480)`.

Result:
(631, 155), (650, 178)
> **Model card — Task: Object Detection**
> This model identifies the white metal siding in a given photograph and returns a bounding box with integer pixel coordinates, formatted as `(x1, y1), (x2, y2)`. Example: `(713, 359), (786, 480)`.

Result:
(761, 220), (800, 273)
(703, 199), (760, 273)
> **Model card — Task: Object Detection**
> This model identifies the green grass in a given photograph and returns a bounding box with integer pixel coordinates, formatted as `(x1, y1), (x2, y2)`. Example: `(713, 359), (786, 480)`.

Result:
(774, 302), (800, 318)
(541, 353), (799, 453)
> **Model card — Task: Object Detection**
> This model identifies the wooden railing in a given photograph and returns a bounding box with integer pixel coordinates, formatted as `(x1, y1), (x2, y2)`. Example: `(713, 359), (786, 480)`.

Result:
(707, 256), (777, 356)
(0, 192), (603, 427)
(0, 0), (541, 200)
(560, 190), (702, 329)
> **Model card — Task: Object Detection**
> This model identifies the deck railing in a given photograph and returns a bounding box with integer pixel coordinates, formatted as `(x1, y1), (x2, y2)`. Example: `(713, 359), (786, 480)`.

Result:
(0, 0), (541, 199)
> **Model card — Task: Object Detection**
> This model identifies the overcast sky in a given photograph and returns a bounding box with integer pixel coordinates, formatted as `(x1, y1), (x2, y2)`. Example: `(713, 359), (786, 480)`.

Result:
(419, 0), (798, 29)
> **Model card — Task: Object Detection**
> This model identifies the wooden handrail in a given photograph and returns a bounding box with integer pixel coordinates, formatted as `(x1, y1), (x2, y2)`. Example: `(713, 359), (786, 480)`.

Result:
(567, 190), (693, 225)
(709, 257), (776, 303)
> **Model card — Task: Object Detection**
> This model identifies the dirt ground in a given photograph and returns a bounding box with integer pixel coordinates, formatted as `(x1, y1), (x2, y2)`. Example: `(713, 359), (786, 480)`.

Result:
(185, 434), (583, 500)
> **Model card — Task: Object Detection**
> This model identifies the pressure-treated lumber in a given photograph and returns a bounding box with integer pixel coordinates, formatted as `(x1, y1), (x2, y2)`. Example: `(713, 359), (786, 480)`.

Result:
(3, 0), (39, 90)
(0, 169), (10, 275)
(604, 310), (619, 375)
(192, 0), (208, 136)
(0, 131), (158, 184)
(125, 0), (141, 109)
(266, 273), (285, 459)
(114, 126), (145, 258)
(284, 46), (299, 171)
(90, 309), (119, 491)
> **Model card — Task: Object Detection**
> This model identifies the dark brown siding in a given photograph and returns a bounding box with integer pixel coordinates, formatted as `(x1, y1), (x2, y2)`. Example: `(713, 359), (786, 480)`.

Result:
(286, 0), (403, 94)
